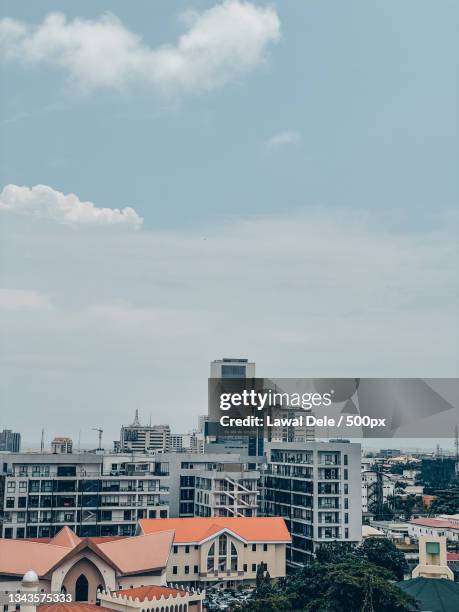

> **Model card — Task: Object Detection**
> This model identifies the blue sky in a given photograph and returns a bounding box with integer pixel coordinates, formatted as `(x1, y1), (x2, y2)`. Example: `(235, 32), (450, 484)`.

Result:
(0, 1), (457, 446)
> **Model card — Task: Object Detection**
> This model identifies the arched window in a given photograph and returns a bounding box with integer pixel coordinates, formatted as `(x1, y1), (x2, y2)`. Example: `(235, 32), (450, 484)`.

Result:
(75, 574), (89, 602)
(207, 542), (215, 571)
(60, 586), (67, 595)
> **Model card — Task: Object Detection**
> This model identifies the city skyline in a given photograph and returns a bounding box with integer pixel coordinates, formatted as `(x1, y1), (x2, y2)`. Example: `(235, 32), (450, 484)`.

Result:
(1, 1), (457, 446)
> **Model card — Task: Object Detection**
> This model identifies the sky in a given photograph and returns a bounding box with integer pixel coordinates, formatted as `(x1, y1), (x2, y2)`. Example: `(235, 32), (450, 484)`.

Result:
(0, 0), (457, 449)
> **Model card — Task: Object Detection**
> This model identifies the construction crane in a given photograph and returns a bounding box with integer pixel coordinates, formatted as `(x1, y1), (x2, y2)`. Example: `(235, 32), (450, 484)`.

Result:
(92, 427), (103, 451)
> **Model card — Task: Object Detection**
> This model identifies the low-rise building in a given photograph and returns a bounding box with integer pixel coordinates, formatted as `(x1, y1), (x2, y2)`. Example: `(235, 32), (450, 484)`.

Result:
(138, 516), (290, 589)
(409, 517), (459, 542)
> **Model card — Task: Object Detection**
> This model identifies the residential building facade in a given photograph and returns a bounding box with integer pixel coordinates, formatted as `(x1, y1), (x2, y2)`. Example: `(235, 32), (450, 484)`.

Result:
(261, 441), (362, 566)
(0, 452), (170, 538)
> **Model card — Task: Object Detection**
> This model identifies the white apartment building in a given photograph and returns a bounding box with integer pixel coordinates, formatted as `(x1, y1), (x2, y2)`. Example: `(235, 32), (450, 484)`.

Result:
(261, 441), (362, 567)
(51, 437), (73, 454)
(0, 451), (170, 539)
(164, 453), (260, 519)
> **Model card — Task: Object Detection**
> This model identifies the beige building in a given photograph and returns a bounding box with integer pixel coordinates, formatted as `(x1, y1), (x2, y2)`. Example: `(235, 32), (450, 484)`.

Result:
(138, 516), (291, 589)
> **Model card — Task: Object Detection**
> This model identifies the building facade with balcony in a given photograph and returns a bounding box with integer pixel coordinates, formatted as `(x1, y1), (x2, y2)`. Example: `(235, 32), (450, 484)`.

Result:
(261, 441), (362, 566)
(0, 452), (170, 539)
(165, 453), (259, 519)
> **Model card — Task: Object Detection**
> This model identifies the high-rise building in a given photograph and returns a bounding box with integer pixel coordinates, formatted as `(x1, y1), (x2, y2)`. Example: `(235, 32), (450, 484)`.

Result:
(210, 358), (256, 379)
(0, 429), (21, 452)
(261, 441), (362, 567)
(0, 451), (170, 538)
(118, 410), (171, 453)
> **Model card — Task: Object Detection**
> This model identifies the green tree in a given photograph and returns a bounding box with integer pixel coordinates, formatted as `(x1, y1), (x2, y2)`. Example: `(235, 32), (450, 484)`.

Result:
(358, 537), (408, 580)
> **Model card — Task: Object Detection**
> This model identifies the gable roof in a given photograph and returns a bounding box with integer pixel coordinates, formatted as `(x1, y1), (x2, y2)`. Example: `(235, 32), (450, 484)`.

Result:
(397, 577), (459, 612)
(95, 530), (174, 575)
(0, 527), (173, 578)
(50, 526), (82, 548)
(138, 517), (291, 543)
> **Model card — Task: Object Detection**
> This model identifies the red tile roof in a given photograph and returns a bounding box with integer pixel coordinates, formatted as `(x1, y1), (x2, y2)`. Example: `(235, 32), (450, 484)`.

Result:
(139, 517), (291, 543)
(114, 586), (187, 601)
(448, 553), (459, 561)
(39, 605), (112, 612)
(410, 518), (459, 530)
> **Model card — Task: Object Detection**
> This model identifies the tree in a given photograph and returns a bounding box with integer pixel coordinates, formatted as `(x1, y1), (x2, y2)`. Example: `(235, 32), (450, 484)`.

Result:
(358, 537), (408, 580)
(236, 558), (417, 612)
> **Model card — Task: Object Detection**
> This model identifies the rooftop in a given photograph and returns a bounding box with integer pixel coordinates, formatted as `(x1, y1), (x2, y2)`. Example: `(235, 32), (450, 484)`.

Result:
(397, 577), (459, 612)
(139, 517), (291, 543)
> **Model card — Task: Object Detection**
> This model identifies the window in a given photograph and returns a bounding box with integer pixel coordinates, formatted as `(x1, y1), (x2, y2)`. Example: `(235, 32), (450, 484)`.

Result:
(344, 498), (348, 509)
(243, 564), (247, 572)
(230, 542), (238, 571)
(251, 564), (256, 572)
(218, 535), (227, 571)
(7, 481), (15, 492)
(185, 545), (190, 553)
(207, 542), (215, 571)
(184, 566), (189, 575)
(194, 565), (198, 574)
(172, 566), (177, 575)
(345, 528), (349, 539)
(173, 545), (178, 554)
(344, 484), (348, 494)
(344, 454), (348, 465)
(263, 544), (268, 552)
(345, 513), (349, 524)
(251, 543), (256, 551)
(344, 469), (348, 480)
(19, 481), (27, 492)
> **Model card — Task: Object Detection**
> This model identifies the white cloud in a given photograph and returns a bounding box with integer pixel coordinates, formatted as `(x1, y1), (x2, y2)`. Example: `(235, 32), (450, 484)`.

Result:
(0, 184), (143, 228)
(0, 288), (51, 311)
(0, 2), (280, 93)
(265, 130), (302, 149)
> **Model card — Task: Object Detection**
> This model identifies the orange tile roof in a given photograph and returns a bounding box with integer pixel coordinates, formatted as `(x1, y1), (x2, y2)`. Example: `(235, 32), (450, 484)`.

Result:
(114, 586), (187, 601)
(50, 527), (82, 548)
(94, 530), (174, 574)
(139, 517), (291, 543)
(0, 539), (71, 576)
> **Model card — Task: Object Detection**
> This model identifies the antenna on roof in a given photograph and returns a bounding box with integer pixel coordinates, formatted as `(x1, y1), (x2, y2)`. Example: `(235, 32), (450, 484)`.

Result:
(40, 428), (44, 452)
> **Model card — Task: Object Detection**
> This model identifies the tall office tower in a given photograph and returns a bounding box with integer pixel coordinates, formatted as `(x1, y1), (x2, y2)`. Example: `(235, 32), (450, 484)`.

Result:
(0, 451), (170, 538)
(51, 437), (73, 454)
(210, 358), (256, 379)
(118, 410), (171, 453)
(0, 429), (21, 452)
(261, 441), (362, 567)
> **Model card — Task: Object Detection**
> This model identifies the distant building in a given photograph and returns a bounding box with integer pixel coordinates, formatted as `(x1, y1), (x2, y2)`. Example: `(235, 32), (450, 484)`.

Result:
(210, 357), (256, 379)
(51, 437), (73, 454)
(361, 470), (395, 512)
(0, 429), (21, 452)
(380, 449), (401, 458)
(118, 411), (171, 453)
(409, 516), (459, 542)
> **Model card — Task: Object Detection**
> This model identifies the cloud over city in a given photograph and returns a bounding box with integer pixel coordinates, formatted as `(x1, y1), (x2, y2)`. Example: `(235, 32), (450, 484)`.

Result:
(0, 184), (143, 228)
(0, 1), (281, 94)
